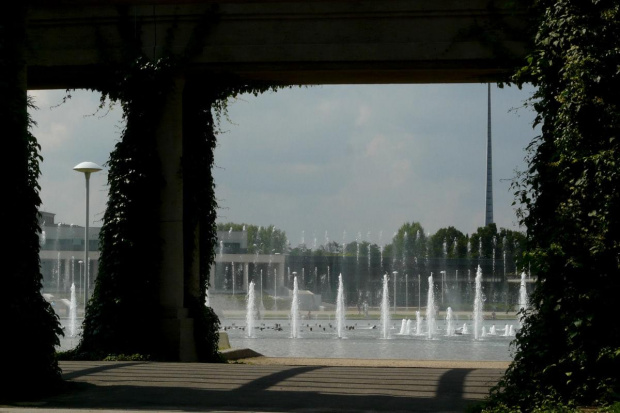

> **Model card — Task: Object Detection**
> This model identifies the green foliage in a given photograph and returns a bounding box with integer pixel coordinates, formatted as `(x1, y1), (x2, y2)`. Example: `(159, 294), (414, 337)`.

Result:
(428, 226), (466, 258)
(487, 0), (620, 409)
(73, 7), (286, 361)
(77, 56), (172, 359)
(1, 4), (64, 397)
(468, 225), (525, 264)
(392, 222), (428, 258)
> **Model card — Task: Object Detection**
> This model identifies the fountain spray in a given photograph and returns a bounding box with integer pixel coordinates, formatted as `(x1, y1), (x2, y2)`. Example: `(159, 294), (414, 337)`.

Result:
(69, 283), (77, 337)
(473, 265), (484, 340)
(290, 276), (300, 338)
(446, 307), (454, 336)
(246, 281), (256, 338)
(380, 273), (390, 339)
(336, 274), (346, 338)
(426, 274), (436, 339)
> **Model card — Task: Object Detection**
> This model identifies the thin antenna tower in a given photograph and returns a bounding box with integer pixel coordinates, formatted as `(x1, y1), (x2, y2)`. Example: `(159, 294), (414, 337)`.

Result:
(485, 83), (494, 226)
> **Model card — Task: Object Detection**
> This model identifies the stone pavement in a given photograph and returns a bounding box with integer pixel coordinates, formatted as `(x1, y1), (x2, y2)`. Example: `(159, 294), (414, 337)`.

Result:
(0, 358), (509, 413)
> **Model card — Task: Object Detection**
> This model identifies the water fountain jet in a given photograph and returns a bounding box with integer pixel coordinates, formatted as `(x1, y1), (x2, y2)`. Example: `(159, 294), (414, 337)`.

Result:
(445, 307), (454, 336)
(380, 274), (390, 339)
(336, 274), (346, 338)
(518, 271), (528, 324)
(426, 274), (436, 339)
(473, 265), (484, 340)
(290, 276), (300, 338)
(69, 283), (77, 337)
(246, 281), (256, 338)
(415, 311), (422, 335)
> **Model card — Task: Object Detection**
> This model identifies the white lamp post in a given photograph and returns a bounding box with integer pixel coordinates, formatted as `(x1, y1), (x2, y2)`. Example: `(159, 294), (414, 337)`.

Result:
(440, 270), (446, 304)
(405, 273), (408, 311)
(392, 271), (398, 312)
(73, 161), (102, 311)
(78, 260), (84, 306)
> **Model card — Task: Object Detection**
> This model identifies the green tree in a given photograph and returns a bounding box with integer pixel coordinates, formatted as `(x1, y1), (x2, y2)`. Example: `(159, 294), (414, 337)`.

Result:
(469, 223), (499, 260)
(320, 240), (343, 255)
(488, 0), (620, 409)
(391, 222), (427, 259)
(428, 226), (466, 258)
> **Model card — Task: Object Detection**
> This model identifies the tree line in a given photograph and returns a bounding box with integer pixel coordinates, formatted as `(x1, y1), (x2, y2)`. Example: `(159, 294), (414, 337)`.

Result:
(217, 221), (526, 265)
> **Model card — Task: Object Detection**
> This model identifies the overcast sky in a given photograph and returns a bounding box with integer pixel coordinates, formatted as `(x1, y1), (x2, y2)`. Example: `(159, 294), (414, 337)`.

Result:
(30, 83), (537, 247)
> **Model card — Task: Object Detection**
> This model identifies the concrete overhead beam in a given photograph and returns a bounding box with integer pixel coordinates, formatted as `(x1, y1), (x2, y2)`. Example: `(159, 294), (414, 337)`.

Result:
(25, 0), (528, 89)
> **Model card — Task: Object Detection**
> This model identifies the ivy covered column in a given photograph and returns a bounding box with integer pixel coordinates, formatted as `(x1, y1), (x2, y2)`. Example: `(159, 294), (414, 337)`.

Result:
(2, 2), (63, 395)
(157, 75), (197, 361)
(181, 80), (222, 362)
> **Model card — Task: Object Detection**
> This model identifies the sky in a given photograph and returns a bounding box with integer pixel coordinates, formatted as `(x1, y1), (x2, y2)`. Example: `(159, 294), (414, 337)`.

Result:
(30, 83), (537, 247)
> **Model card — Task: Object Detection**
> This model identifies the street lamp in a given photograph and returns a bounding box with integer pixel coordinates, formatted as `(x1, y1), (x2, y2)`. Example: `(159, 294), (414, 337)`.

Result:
(78, 260), (84, 307)
(74, 161), (102, 313)
(405, 273), (408, 311)
(418, 273), (421, 311)
(440, 271), (446, 304)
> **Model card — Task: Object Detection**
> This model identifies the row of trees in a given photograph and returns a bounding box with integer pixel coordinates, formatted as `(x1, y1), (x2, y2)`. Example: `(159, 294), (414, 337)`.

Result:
(217, 221), (526, 264)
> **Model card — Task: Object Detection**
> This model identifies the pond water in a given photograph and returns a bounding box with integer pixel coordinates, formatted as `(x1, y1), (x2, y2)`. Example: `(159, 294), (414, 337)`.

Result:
(223, 318), (518, 361)
(57, 315), (519, 362)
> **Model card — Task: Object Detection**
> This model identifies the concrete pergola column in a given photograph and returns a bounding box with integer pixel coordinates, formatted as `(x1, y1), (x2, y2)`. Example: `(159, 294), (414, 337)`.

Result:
(156, 76), (197, 361)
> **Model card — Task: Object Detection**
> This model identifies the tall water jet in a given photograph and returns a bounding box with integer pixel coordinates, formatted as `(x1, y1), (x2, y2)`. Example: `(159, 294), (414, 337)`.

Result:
(336, 274), (346, 338)
(290, 276), (300, 338)
(415, 310), (422, 335)
(246, 281), (256, 338)
(473, 265), (484, 340)
(518, 271), (528, 319)
(426, 274), (436, 339)
(445, 307), (454, 336)
(399, 319), (407, 335)
(405, 319), (412, 335)
(380, 273), (390, 339)
(69, 283), (77, 337)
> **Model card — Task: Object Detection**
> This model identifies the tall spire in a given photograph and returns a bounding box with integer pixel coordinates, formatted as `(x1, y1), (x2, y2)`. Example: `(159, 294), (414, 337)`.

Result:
(485, 83), (494, 226)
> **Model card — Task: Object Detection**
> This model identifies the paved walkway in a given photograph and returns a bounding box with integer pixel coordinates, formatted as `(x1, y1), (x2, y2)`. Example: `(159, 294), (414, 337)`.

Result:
(1, 358), (508, 413)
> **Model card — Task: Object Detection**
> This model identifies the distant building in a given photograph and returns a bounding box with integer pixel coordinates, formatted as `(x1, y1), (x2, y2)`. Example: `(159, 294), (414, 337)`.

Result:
(38, 211), (100, 294)
(216, 230), (248, 254)
(211, 230), (285, 295)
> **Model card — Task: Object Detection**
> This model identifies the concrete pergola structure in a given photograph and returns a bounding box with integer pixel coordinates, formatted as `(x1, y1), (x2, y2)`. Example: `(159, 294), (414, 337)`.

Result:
(23, 0), (527, 361)
(210, 253), (286, 294)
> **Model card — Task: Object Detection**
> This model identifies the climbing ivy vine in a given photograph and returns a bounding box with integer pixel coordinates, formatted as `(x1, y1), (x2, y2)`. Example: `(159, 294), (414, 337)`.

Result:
(484, 0), (620, 410)
(65, 6), (283, 361)
(1, 3), (64, 397)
